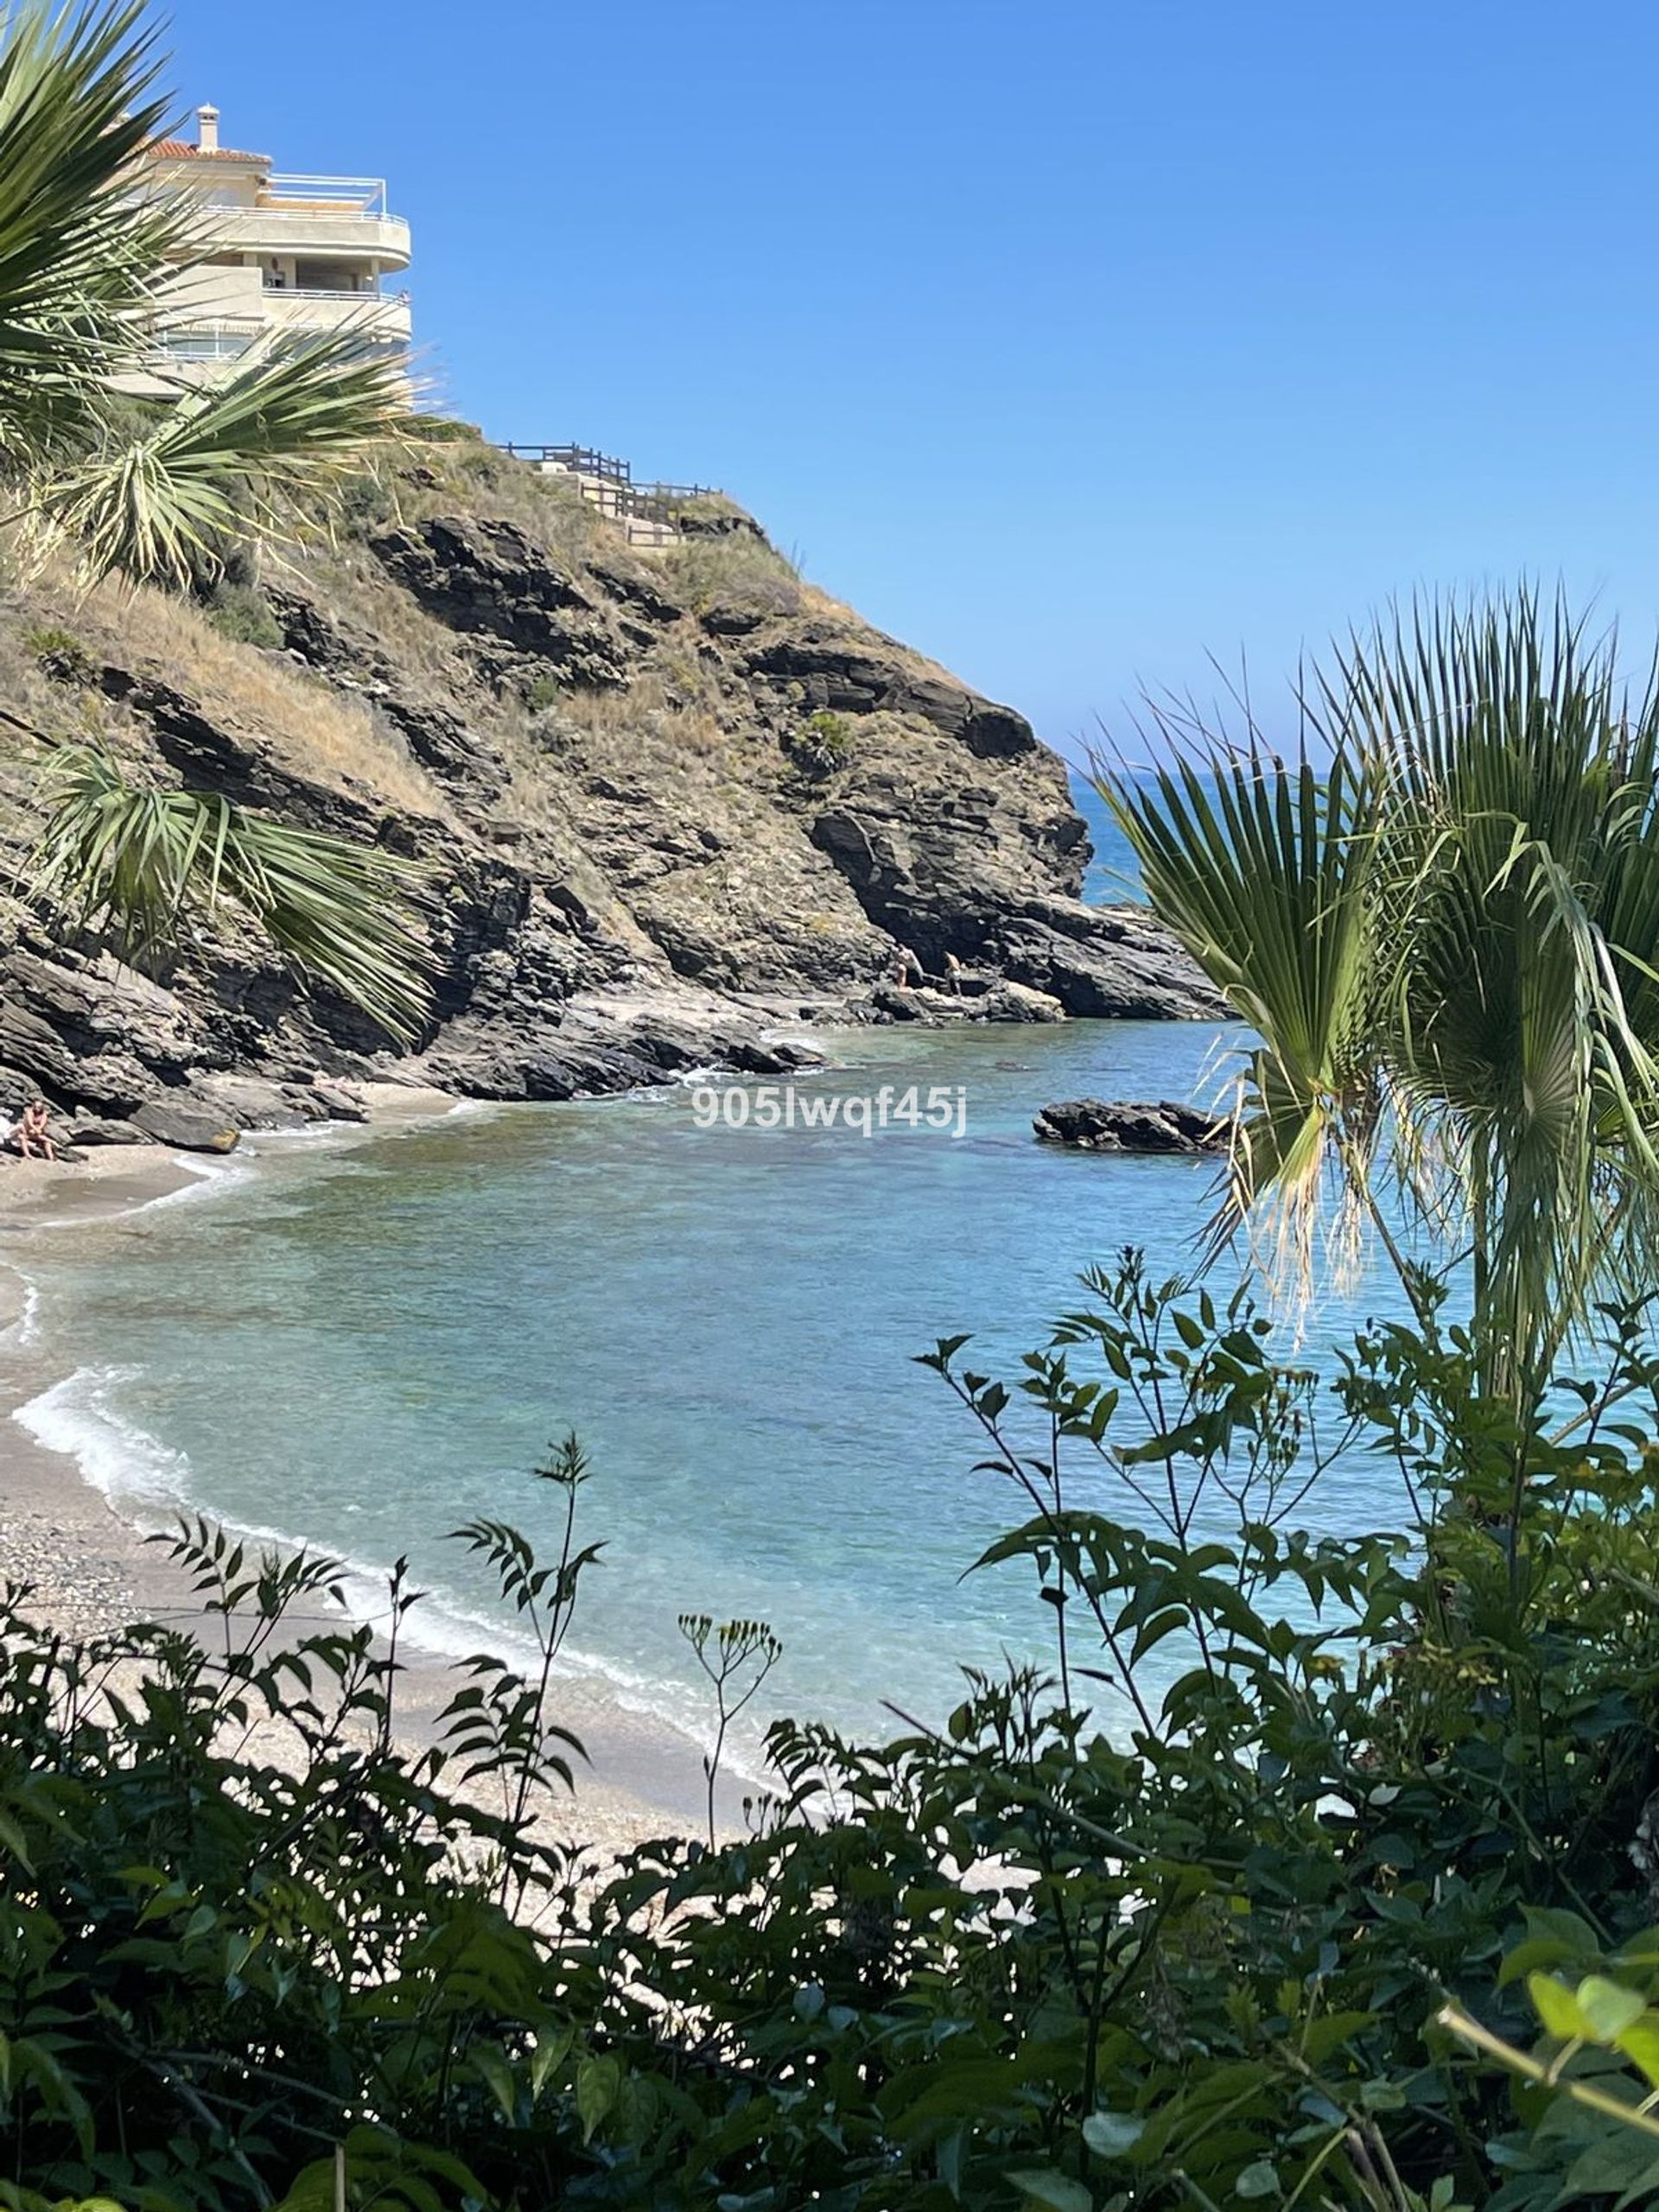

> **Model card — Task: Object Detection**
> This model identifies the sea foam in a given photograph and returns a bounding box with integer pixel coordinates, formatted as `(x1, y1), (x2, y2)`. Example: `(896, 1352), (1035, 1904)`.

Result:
(14, 1363), (192, 1510)
(10, 1362), (723, 1753)
(2, 1272), (41, 1349)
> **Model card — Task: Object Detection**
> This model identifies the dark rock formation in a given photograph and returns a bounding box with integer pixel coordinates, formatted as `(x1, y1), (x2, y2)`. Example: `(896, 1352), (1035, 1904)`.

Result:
(130, 1100), (242, 1154)
(368, 517), (646, 689)
(739, 625), (1036, 759)
(996, 898), (1220, 1020)
(1033, 1097), (1227, 1154)
(67, 1118), (150, 1146)
(0, 441), (1215, 1135)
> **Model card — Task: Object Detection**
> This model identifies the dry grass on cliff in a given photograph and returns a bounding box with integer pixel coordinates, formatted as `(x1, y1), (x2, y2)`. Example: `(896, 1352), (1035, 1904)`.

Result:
(547, 667), (727, 762)
(391, 441), (648, 576)
(795, 581), (957, 684)
(0, 621), (76, 868)
(661, 531), (801, 617)
(72, 578), (448, 817)
(798, 582), (862, 626)
(299, 536), (487, 703)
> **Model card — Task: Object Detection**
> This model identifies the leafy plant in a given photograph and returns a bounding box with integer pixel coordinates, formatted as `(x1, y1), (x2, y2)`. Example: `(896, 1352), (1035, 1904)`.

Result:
(1440, 1942), (1659, 2207)
(21, 624), (93, 682)
(785, 707), (854, 775)
(35, 323), (413, 591)
(677, 1611), (782, 1846)
(9, 1266), (1659, 2206)
(446, 1433), (599, 1897)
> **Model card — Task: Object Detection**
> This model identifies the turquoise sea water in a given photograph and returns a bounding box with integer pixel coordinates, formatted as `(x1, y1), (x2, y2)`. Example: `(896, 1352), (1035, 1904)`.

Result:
(1075, 775), (1143, 904)
(5, 1013), (1411, 1776)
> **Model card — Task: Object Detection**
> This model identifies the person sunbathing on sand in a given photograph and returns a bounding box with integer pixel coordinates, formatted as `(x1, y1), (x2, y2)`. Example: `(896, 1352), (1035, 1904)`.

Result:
(14, 1099), (55, 1162)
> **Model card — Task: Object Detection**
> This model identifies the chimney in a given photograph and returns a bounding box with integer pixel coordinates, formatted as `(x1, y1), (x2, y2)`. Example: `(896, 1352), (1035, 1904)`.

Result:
(196, 103), (219, 153)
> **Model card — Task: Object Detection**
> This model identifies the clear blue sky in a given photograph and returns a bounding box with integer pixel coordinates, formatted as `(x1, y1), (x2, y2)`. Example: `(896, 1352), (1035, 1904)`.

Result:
(157, 0), (1659, 761)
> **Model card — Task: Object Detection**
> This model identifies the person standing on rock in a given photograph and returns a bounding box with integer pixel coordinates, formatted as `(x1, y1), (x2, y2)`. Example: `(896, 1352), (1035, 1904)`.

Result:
(890, 944), (924, 989)
(943, 950), (963, 995)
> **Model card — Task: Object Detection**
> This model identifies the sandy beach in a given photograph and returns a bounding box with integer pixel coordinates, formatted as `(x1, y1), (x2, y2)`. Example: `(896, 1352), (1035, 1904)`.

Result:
(0, 1090), (741, 1865)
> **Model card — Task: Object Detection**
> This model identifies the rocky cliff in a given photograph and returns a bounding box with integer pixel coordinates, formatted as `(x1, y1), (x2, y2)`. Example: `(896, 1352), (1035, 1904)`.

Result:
(0, 430), (1213, 1135)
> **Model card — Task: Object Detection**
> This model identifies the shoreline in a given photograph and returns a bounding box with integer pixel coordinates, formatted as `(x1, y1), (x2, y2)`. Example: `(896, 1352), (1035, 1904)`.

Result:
(0, 1090), (742, 1857)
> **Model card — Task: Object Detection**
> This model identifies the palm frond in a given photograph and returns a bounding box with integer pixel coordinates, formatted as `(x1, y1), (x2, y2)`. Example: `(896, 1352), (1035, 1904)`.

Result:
(1364, 594), (1659, 1382)
(1102, 741), (1386, 1287)
(36, 322), (412, 585)
(0, 1), (185, 456)
(28, 744), (433, 1043)
(1100, 587), (1659, 1395)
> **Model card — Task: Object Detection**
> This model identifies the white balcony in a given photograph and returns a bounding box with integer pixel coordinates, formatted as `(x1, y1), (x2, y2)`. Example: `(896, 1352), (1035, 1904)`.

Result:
(156, 263), (410, 341)
(152, 321), (263, 364)
(143, 304), (414, 395)
(257, 288), (412, 341)
(215, 201), (411, 268)
(264, 174), (391, 212)
(156, 294), (410, 352)
(137, 137), (414, 391)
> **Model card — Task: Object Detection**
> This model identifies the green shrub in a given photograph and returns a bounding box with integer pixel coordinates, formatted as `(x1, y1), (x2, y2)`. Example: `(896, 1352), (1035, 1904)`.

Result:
(6, 1262), (1659, 2208)
(22, 625), (94, 683)
(521, 668), (560, 713)
(785, 707), (854, 773)
(202, 583), (284, 649)
(335, 469), (395, 533)
(407, 415), (490, 445)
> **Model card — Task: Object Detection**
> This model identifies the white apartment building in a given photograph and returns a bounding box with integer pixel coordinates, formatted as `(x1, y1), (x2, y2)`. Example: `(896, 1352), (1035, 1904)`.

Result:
(144, 105), (411, 374)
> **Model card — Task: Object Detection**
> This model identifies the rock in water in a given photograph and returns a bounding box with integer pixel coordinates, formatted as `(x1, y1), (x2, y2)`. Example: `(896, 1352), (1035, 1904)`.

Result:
(976, 981), (1065, 1023)
(1032, 1097), (1226, 1154)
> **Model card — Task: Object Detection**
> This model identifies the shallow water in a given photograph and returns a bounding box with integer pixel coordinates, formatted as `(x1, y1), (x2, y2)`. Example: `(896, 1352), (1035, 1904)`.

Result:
(5, 1012), (1419, 1770)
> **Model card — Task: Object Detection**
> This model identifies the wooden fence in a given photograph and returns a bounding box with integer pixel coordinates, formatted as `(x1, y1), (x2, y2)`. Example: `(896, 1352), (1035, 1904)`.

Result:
(501, 442), (720, 530)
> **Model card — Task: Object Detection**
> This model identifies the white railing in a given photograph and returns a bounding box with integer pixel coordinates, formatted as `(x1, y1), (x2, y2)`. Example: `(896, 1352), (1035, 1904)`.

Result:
(149, 306), (413, 366)
(155, 320), (261, 360)
(213, 204), (411, 264)
(262, 172), (389, 216)
(272, 285), (410, 301)
(256, 290), (413, 339)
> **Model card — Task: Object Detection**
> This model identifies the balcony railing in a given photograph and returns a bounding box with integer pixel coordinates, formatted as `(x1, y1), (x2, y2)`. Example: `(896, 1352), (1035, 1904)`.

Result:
(256, 290), (413, 340)
(149, 311), (412, 371)
(212, 202), (412, 267)
(260, 172), (390, 216)
(155, 320), (260, 360)
(267, 285), (411, 301)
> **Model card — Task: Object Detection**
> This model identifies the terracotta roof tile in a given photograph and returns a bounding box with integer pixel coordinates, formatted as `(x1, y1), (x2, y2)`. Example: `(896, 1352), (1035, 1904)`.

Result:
(147, 138), (270, 163)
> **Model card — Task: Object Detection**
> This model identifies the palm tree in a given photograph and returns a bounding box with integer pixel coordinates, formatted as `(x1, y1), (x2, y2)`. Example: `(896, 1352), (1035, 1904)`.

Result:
(1100, 590), (1659, 1402)
(0, 0), (431, 1039)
